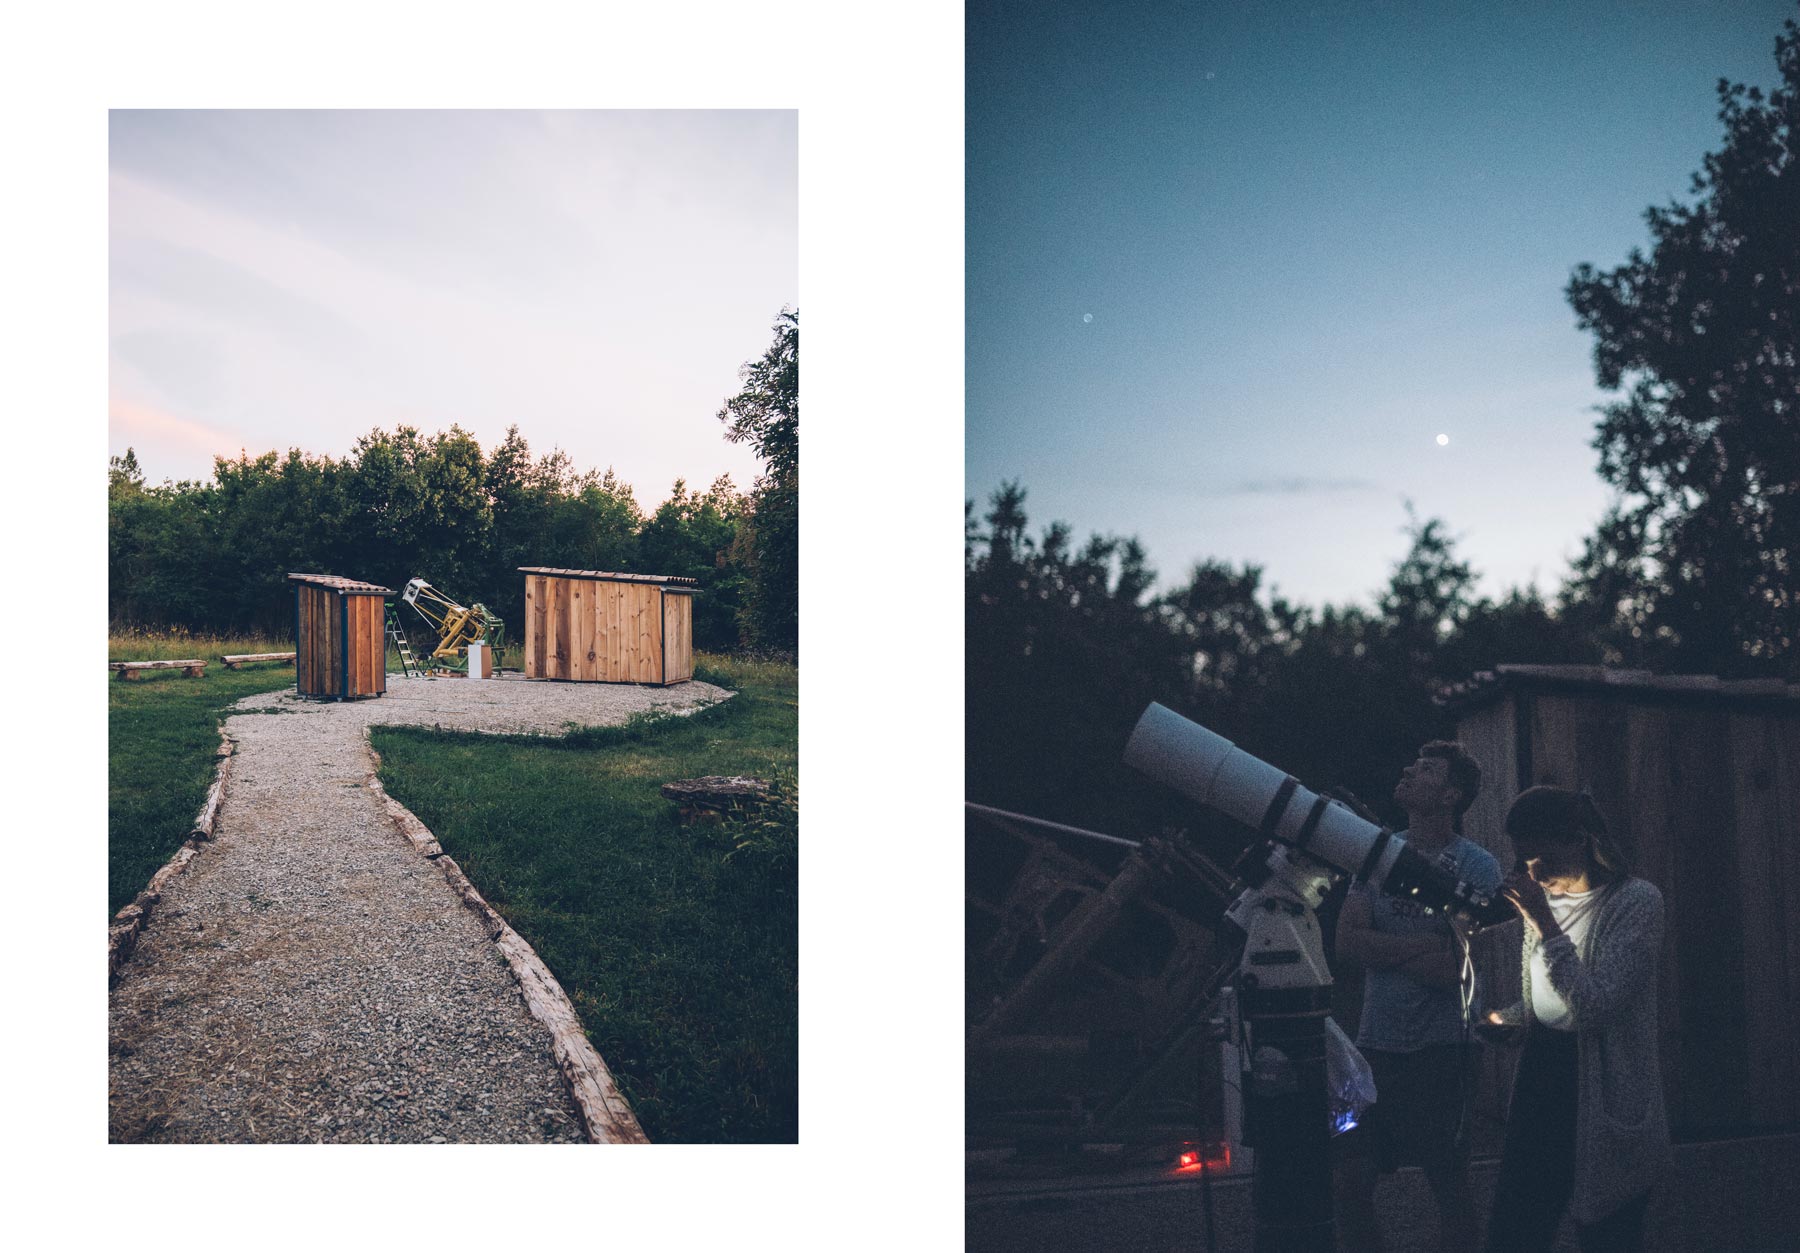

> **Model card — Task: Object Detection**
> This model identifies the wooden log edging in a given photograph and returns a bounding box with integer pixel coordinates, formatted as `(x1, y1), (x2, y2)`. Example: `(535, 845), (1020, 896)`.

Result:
(109, 727), (235, 983)
(364, 733), (650, 1144)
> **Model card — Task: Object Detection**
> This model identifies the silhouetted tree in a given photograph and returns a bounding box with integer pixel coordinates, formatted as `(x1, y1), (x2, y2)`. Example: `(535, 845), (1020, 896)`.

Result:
(966, 483), (1215, 831)
(720, 308), (799, 652)
(1565, 16), (1798, 677)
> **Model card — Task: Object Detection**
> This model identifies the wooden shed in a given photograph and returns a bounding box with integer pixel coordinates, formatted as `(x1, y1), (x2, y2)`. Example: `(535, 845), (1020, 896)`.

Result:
(519, 568), (697, 686)
(288, 573), (396, 701)
(1438, 664), (1800, 1140)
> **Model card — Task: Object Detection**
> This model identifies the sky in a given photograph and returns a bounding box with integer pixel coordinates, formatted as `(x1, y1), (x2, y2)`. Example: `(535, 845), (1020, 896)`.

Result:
(967, 0), (1795, 609)
(109, 109), (797, 506)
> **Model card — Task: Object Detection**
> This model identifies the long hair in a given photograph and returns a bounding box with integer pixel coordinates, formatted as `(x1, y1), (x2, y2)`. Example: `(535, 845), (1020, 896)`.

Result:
(1503, 786), (1631, 887)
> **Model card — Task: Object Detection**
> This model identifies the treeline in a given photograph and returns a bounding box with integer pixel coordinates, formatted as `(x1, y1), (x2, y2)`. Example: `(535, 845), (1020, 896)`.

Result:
(109, 311), (799, 656)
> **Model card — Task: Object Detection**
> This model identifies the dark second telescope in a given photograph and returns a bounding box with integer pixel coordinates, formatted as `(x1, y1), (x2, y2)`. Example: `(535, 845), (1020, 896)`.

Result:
(1123, 703), (1514, 931)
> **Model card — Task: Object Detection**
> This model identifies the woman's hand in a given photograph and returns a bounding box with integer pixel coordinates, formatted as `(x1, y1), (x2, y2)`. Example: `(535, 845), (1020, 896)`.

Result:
(1500, 871), (1558, 937)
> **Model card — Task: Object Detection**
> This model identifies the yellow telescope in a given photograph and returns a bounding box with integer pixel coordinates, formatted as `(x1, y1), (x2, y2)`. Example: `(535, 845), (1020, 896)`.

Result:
(400, 578), (503, 663)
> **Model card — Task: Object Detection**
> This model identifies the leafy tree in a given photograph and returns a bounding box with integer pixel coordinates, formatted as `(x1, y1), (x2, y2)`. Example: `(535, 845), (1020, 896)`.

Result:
(1160, 562), (1275, 682)
(720, 309), (799, 652)
(638, 475), (748, 650)
(1565, 16), (1798, 677)
(1375, 505), (1479, 683)
(965, 482), (1198, 829)
(720, 308), (799, 481)
(109, 476), (223, 630)
(1442, 585), (1601, 683)
(211, 448), (349, 632)
(109, 448), (145, 497)
(565, 470), (646, 567)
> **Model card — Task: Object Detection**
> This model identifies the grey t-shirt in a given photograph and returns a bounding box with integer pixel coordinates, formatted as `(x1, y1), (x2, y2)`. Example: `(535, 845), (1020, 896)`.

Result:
(1353, 834), (1503, 1053)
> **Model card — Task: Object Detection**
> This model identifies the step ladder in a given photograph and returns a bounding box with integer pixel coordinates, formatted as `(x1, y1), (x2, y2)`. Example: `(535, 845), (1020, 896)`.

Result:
(385, 604), (420, 678)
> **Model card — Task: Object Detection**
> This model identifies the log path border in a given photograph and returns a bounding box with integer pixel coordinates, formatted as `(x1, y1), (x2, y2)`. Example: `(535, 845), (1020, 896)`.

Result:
(365, 735), (646, 1143)
(108, 726), (234, 982)
(109, 673), (731, 1144)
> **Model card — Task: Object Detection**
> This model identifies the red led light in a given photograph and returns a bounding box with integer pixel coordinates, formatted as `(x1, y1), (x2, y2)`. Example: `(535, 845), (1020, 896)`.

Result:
(1175, 1143), (1232, 1172)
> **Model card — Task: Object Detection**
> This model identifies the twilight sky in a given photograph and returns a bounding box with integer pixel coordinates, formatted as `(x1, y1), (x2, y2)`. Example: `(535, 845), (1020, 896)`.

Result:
(967, 0), (1794, 608)
(110, 109), (796, 506)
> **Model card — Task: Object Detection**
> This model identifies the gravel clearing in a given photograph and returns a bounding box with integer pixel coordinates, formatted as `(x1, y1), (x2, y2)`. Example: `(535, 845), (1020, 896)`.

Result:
(108, 671), (730, 1143)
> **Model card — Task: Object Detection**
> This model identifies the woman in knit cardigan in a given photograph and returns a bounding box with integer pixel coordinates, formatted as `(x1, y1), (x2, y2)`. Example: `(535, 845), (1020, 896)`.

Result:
(1482, 787), (1673, 1253)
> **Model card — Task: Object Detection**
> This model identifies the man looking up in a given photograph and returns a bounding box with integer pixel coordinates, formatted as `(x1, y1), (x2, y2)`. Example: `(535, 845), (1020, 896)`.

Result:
(1332, 741), (1501, 1253)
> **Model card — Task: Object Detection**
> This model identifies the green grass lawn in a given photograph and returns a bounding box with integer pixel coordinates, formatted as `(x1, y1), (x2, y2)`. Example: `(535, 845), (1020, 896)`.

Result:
(368, 652), (797, 1143)
(108, 630), (297, 915)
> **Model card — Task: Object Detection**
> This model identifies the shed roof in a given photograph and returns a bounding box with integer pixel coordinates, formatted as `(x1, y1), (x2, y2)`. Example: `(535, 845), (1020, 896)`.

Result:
(1435, 663), (1800, 715)
(286, 573), (397, 595)
(519, 567), (699, 588)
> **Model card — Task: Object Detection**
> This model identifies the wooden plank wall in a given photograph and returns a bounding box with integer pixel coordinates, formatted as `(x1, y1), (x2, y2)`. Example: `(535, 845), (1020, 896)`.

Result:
(296, 587), (310, 693)
(296, 587), (309, 693)
(604, 581), (625, 679)
(526, 574), (545, 678)
(329, 592), (342, 696)
(1729, 711), (1799, 1127)
(1449, 701), (1520, 1134)
(1775, 716), (1800, 1124)
(631, 584), (661, 683)
(555, 575), (573, 679)
(299, 585), (342, 698)
(347, 595), (360, 696)
(347, 594), (383, 697)
(522, 575), (690, 683)
(1459, 689), (1800, 1138)
(375, 595), (387, 693)
(321, 589), (332, 692)
(1658, 701), (1751, 1132)
(663, 592), (693, 683)
(1622, 704), (1687, 1131)
(574, 578), (597, 680)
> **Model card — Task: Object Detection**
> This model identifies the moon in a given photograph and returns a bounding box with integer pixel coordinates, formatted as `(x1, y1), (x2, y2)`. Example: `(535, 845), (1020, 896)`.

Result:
(1083, 313), (1093, 324)
(1436, 433), (1449, 447)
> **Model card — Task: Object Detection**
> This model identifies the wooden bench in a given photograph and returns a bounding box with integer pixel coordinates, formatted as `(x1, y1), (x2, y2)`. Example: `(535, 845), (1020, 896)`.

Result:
(110, 659), (207, 680)
(221, 652), (297, 670)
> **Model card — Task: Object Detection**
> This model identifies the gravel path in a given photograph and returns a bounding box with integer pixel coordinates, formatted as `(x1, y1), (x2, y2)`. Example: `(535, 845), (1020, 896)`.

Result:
(108, 672), (729, 1143)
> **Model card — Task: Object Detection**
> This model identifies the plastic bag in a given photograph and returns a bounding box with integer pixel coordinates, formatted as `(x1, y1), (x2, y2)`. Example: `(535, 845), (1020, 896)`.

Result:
(1325, 1016), (1377, 1135)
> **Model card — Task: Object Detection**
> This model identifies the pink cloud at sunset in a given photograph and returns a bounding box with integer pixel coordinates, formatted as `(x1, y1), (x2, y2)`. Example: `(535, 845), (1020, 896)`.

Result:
(108, 394), (245, 480)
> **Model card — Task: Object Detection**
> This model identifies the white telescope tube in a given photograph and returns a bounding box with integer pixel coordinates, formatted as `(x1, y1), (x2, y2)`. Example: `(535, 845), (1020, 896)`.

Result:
(1124, 703), (1409, 891)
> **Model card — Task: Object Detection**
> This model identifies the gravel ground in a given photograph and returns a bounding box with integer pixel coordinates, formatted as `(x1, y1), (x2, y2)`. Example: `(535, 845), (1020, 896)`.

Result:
(108, 672), (730, 1143)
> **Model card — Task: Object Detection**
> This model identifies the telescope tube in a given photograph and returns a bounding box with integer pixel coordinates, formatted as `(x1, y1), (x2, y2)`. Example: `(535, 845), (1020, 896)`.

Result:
(1124, 703), (1512, 929)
